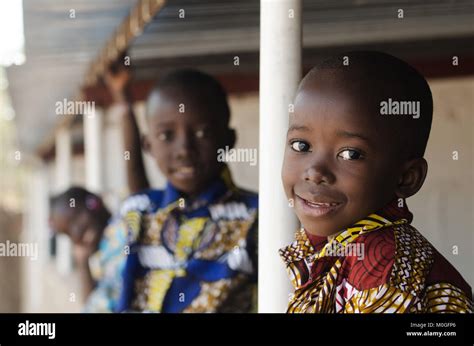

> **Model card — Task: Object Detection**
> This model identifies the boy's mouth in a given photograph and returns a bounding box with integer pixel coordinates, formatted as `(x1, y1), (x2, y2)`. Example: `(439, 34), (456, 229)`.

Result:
(295, 194), (343, 218)
(172, 165), (196, 180)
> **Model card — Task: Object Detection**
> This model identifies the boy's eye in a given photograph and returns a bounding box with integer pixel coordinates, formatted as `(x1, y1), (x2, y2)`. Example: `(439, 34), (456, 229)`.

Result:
(157, 131), (173, 141)
(290, 140), (310, 152)
(195, 129), (206, 139)
(338, 149), (363, 160)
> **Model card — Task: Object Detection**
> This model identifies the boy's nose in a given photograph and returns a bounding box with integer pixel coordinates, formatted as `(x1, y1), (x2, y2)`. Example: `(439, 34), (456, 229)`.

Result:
(174, 134), (195, 158)
(303, 162), (335, 185)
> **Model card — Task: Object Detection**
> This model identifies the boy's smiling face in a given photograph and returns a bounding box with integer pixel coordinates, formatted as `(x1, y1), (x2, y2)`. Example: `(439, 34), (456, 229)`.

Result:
(145, 88), (234, 197)
(282, 70), (417, 236)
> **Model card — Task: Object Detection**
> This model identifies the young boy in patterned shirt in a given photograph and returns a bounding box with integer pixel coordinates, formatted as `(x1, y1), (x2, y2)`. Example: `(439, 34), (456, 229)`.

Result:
(280, 51), (472, 313)
(116, 69), (258, 312)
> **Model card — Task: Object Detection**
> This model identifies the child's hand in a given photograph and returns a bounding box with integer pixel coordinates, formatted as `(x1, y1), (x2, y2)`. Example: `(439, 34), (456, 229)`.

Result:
(72, 228), (101, 266)
(103, 66), (131, 103)
(73, 243), (94, 267)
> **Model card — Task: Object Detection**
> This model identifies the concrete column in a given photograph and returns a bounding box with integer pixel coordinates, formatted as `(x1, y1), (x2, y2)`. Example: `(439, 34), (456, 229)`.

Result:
(54, 127), (73, 275)
(259, 0), (302, 312)
(102, 105), (127, 210)
(21, 164), (49, 312)
(83, 108), (104, 193)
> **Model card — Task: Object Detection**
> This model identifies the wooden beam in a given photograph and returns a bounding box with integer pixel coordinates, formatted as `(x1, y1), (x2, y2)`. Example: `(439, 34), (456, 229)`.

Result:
(84, 0), (166, 88)
(37, 0), (166, 160)
(410, 57), (474, 79)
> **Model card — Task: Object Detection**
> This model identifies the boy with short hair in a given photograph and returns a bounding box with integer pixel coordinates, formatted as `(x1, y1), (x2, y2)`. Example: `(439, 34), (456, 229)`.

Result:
(116, 69), (258, 312)
(280, 51), (472, 313)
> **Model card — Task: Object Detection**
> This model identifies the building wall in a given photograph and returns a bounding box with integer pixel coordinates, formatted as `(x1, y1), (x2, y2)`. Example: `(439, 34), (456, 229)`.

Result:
(0, 209), (21, 312)
(228, 92), (260, 192)
(409, 76), (473, 289)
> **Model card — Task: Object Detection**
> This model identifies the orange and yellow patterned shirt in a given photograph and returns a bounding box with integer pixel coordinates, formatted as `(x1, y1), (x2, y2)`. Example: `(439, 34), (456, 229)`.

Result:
(279, 200), (473, 313)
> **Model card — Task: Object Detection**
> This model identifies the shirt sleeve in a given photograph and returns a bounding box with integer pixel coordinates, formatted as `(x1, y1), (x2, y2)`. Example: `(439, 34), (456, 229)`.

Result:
(82, 219), (128, 313)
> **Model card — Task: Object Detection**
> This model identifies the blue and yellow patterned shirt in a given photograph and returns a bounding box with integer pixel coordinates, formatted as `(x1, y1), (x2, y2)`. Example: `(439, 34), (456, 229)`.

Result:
(83, 218), (128, 313)
(116, 167), (258, 312)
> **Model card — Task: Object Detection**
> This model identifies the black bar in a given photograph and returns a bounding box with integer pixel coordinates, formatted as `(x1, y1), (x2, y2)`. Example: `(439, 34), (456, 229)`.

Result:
(0, 313), (472, 345)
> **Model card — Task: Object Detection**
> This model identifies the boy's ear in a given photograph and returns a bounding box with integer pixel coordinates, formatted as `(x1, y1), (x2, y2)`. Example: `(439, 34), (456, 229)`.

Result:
(226, 128), (237, 149)
(141, 134), (151, 153)
(395, 158), (428, 199)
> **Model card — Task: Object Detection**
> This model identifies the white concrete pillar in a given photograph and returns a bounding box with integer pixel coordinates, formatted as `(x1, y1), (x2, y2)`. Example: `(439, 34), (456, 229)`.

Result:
(83, 108), (104, 193)
(103, 105), (127, 209)
(21, 164), (50, 312)
(55, 127), (72, 190)
(259, 0), (302, 312)
(55, 127), (73, 275)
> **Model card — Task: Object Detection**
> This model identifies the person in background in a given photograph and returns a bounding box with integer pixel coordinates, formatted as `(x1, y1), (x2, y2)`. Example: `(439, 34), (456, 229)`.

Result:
(49, 187), (112, 307)
(48, 61), (150, 312)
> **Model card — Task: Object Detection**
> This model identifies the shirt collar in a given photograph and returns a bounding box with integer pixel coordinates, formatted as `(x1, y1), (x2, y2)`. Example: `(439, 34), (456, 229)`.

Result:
(162, 165), (236, 210)
(279, 198), (413, 288)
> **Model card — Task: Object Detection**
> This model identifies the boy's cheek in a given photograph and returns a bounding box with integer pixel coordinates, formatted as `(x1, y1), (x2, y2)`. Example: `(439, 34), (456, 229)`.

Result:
(281, 169), (298, 201)
(283, 155), (303, 180)
(280, 161), (292, 189)
(151, 141), (171, 159)
(150, 148), (171, 174)
(341, 184), (383, 218)
(204, 143), (221, 162)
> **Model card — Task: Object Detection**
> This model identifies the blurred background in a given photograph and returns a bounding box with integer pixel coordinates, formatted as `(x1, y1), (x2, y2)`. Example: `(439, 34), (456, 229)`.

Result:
(0, 0), (472, 312)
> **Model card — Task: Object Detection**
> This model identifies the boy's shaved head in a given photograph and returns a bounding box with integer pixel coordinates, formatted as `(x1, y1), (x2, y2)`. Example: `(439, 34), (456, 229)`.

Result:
(300, 51), (433, 158)
(147, 69), (230, 126)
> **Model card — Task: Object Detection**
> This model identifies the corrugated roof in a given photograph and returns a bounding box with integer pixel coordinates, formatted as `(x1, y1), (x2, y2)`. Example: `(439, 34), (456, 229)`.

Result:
(6, 0), (474, 154)
(6, 0), (135, 152)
